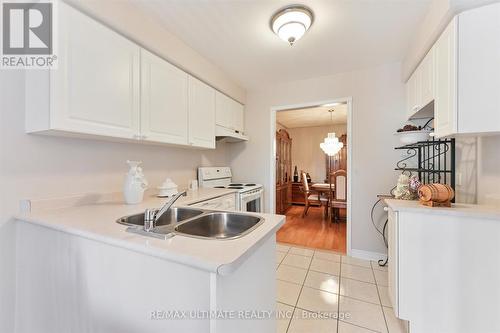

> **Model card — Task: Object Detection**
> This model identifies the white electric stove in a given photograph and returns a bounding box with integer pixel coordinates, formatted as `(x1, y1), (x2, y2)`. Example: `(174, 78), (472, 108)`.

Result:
(197, 167), (264, 213)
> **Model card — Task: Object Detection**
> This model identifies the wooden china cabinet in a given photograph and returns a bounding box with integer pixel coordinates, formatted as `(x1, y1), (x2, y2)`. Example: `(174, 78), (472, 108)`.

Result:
(276, 129), (292, 214)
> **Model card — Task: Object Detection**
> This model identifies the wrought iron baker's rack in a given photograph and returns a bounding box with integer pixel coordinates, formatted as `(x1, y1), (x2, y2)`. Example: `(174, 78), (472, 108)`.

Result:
(394, 138), (456, 192)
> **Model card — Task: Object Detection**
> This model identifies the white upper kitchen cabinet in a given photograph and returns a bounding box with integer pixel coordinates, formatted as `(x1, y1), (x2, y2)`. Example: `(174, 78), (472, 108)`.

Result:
(140, 49), (188, 145)
(433, 3), (500, 138)
(25, 2), (234, 149)
(419, 48), (434, 110)
(434, 17), (458, 138)
(406, 49), (433, 119)
(26, 2), (141, 140)
(215, 92), (245, 133)
(188, 76), (216, 149)
(457, 3), (500, 135)
(231, 99), (245, 133)
(215, 91), (233, 129)
(406, 69), (419, 119)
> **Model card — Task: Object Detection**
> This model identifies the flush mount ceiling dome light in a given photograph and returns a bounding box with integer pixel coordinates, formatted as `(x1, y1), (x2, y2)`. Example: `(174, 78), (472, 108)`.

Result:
(271, 5), (313, 46)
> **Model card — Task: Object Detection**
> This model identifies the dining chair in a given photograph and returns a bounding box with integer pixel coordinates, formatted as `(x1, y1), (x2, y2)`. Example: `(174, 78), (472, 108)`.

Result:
(300, 172), (328, 217)
(330, 170), (347, 222)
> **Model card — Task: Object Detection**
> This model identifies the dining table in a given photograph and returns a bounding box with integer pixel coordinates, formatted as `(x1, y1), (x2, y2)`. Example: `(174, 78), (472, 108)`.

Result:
(310, 183), (335, 218)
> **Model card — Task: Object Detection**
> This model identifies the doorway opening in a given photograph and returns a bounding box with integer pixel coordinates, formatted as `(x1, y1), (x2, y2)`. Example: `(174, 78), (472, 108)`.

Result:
(271, 98), (352, 254)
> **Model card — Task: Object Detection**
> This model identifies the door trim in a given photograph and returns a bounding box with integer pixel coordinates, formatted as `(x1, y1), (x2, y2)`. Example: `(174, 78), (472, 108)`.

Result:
(269, 97), (353, 255)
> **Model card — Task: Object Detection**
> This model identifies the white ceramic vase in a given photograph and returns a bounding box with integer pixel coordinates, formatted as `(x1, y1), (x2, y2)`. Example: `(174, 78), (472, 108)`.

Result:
(123, 160), (148, 204)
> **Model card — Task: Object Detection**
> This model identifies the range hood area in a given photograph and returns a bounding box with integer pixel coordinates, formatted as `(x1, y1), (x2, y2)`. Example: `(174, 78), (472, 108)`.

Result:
(216, 125), (249, 142)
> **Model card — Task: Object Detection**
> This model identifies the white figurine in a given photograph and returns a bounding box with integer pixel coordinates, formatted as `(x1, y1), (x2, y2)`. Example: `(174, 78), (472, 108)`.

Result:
(394, 174), (416, 200)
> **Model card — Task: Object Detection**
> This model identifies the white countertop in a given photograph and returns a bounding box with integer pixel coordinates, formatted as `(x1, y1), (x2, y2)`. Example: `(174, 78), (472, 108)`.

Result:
(384, 198), (500, 220)
(15, 188), (285, 276)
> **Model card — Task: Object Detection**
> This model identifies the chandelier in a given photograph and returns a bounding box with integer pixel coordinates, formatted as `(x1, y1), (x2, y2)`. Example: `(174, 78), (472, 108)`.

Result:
(320, 109), (343, 156)
(320, 133), (343, 156)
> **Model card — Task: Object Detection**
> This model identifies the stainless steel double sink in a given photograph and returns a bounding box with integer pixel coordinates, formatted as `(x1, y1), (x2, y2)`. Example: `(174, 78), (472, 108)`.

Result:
(117, 207), (264, 240)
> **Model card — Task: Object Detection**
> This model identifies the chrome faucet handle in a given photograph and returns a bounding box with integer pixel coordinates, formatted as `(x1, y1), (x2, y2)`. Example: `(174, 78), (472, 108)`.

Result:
(144, 208), (157, 232)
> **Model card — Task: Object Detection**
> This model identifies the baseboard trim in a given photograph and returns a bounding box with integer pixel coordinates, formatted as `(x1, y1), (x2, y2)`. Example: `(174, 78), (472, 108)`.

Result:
(351, 249), (387, 262)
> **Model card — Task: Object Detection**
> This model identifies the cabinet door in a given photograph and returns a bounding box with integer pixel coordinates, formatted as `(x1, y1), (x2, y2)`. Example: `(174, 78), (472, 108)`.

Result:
(216, 92), (245, 133)
(53, 3), (140, 139)
(387, 207), (399, 316)
(434, 18), (458, 138)
(420, 48), (434, 108)
(188, 76), (216, 149)
(140, 49), (188, 145)
(232, 100), (245, 133)
(406, 72), (418, 119)
(458, 3), (500, 134)
(215, 92), (233, 129)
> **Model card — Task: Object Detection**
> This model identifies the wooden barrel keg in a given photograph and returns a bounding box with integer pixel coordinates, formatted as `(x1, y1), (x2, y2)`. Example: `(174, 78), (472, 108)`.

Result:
(418, 184), (455, 204)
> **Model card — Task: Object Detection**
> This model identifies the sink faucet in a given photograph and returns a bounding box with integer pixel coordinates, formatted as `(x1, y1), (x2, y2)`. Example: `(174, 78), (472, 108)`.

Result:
(144, 190), (187, 232)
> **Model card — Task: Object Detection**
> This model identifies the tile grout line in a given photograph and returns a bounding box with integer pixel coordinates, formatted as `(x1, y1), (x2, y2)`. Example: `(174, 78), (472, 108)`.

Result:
(338, 321), (382, 333)
(372, 263), (390, 333)
(276, 244), (291, 269)
(285, 248), (316, 333)
(310, 268), (374, 285)
(337, 257), (389, 333)
(278, 278), (384, 308)
(279, 244), (385, 333)
(278, 242), (344, 255)
(371, 260), (389, 273)
(283, 280), (386, 308)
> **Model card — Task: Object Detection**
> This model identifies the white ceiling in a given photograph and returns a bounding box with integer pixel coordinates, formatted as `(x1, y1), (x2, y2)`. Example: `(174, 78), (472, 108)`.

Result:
(131, 0), (431, 89)
(277, 104), (347, 128)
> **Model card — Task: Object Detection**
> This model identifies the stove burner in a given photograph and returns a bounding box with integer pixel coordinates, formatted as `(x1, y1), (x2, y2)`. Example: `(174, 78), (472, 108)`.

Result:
(244, 183), (256, 186)
(228, 186), (244, 189)
(229, 183), (243, 186)
(214, 186), (226, 188)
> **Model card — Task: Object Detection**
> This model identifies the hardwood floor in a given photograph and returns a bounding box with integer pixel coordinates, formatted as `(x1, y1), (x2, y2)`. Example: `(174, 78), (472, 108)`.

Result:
(276, 205), (347, 253)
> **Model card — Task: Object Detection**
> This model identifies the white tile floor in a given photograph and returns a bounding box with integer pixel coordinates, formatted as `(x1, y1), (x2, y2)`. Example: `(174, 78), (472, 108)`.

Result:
(276, 243), (409, 333)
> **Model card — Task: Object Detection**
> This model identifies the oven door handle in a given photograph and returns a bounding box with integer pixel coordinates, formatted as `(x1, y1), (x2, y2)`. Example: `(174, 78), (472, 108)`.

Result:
(240, 188), (263, 200)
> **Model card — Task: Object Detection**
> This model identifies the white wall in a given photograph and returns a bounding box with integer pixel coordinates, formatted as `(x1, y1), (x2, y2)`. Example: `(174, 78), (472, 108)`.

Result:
(477, 135), (500, 205)
(287, 125), (347, 183)
(455, 137), (478, 204)
(228, 62), (406, 256)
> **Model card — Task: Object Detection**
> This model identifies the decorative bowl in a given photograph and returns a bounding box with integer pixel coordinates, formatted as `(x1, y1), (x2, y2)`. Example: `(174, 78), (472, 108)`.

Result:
(395, 130), (432, 145)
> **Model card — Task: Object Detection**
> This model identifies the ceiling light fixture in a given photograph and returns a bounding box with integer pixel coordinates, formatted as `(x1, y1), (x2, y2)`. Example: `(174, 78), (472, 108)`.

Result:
(270, 5), (314, 46)
(320, 110), (344, 156)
